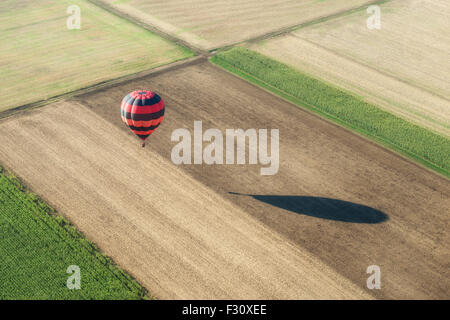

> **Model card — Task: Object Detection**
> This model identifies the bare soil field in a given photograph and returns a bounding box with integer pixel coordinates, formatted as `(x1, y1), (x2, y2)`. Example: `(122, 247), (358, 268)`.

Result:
(250, 0), (450, 136)
(0, 61), (448, 299)
(0, 0), (192, 112)
(0, 102), (371, 300)
(95, 0), (376, 51)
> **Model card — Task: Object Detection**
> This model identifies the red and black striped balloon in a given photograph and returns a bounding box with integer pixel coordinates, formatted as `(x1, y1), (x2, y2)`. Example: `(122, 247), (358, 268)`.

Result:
(120, 90), (165, 147)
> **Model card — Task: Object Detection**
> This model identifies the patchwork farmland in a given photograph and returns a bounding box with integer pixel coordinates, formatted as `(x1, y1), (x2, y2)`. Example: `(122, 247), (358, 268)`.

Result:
(211, 47), (450, 176)
(94, 0), (379, 50)
(1, 61), (449, 299)
(0, 166), (147, 299)
(0, 0), (192, 113)
(0, 0), (449, 300)
(249, 0), (450, 136)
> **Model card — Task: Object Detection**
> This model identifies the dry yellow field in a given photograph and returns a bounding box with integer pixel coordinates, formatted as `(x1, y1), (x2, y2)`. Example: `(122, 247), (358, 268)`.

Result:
(0, 0), (192, 112)
(2, 0), (449, 300)
(95, 0), (376, 50)
(249, 0), (450, 136)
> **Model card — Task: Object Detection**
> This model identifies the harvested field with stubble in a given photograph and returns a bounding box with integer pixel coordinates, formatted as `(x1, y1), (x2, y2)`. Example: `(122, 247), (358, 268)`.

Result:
(94, 0), (377, 50)
(0, 0), (193, 112)
(249, 0), (450, 136)
(0, 61), (448, 299)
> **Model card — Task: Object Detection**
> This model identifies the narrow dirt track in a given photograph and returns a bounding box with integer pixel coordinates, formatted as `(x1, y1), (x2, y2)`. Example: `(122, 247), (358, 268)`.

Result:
(0, 61), (448, 299)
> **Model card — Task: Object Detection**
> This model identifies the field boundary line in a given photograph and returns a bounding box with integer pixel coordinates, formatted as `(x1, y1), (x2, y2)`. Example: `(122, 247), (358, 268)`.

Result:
(0, 56), (205, 121)
(211, 0), (391, 53)
(87, 0), (206, 55)
(210, 55), (449, 180)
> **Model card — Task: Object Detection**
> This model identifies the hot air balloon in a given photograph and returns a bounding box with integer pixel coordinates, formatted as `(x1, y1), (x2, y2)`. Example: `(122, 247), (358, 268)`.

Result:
(120, 90), (165, 147)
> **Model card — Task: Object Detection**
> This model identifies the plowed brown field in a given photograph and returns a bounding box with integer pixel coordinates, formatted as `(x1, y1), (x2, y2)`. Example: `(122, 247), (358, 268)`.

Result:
(0, 61), (448, 299)
(95, 0), (376, 50)
(250, 0), (450, 136)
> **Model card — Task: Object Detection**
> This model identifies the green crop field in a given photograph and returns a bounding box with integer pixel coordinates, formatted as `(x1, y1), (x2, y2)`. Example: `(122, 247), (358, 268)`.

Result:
(211, 48), (450, 177)
(0, 166), (147, 299)
(0, 0), (193, 112)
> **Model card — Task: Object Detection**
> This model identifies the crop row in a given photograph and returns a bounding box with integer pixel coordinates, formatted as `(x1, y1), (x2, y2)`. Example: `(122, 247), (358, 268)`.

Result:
(211, 48), (450, 177)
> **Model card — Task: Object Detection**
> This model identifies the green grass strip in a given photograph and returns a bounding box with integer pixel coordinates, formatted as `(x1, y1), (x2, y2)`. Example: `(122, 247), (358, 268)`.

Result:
(211, 47), (449, 178)
(0, 166), (149, 299)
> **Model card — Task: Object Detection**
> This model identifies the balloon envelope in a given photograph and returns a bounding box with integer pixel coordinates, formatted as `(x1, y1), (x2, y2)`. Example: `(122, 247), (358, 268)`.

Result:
(120, 90), (165, 142)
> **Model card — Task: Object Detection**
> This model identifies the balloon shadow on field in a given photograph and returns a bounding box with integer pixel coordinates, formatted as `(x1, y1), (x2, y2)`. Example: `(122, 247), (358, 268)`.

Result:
(229, 193), (388, 224)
